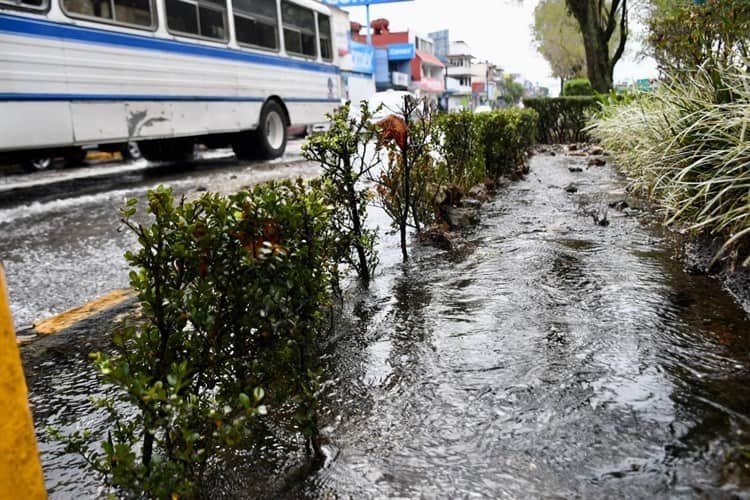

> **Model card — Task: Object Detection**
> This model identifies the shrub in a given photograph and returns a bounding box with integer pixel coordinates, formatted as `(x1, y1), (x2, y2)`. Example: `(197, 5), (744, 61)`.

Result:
(374, 95), (438, 261)
(477, 108), (539, 178)
(61, 181), (335, 497)
(589, 64), (750, 267)
(563, 78), (594, 96)
(434, 111), (486, 190)
(522, 96), (599, 143)
(303, 101), (380, 284)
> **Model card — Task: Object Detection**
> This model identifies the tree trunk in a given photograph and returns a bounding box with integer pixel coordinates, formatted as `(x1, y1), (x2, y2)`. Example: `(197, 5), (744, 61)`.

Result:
(566, 0), (627, 94)
(346, 180), (370, 283)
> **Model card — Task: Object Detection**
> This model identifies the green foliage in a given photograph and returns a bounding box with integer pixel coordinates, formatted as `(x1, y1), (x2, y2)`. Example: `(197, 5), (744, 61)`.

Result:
(533, 0), (586, 83)
(476, 109), (539, 179)
(435, 111), (486, 191)
(61, 181), (335, 497)
(500, 75), (525, 106)
(374, 96), (438, 261)
(589, 64), (750, 267)
(563, 78), (594, 96)
(646, 0), (750, 72)
(303, 101), (380, 284)
(522, 96), (599, 144)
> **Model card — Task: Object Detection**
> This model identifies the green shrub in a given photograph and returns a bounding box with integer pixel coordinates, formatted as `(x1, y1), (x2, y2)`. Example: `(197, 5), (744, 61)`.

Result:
(435, 111), (486, 190)
(476, 108), (539, 178)
(61, 181), (335, 497)
(589, 64), (750, 267)
(374, 95), (439, 261)
(303, 101), (380, 284)
(563, 78), (594, 96)
(522, 96), (599, 143)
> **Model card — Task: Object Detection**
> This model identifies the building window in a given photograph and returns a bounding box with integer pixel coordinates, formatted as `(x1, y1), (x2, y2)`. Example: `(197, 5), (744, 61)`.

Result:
(281, 1), (316, 58)
(2, 0), (47, 11)
(318, 13), (332, 61)
(62, 0), (154, 27)
(233, 0), (278, 50)
(166, 0), (227, 40)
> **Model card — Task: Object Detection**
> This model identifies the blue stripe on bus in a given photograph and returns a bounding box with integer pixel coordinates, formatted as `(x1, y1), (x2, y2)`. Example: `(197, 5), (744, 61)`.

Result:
(0, 13), (340, 75)
(0, 93), (339, 102)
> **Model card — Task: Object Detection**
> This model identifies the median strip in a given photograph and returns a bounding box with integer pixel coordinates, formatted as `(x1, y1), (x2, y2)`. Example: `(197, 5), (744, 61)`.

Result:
(30, 288), (133, 337)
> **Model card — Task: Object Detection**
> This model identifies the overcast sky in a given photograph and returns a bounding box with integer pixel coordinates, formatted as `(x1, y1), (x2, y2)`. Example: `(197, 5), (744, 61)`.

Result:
(340, 0), (657, 94)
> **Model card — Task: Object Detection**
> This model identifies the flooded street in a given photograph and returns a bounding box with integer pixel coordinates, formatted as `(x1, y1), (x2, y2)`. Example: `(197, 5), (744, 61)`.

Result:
(0, 141), (315, 329)
(19, 149), (750, 498)
(303, 150), (750, 498)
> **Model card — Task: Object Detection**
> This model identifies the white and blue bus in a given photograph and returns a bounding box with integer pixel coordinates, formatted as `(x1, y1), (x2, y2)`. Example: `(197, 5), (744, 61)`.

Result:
(0, 0), (350, 169)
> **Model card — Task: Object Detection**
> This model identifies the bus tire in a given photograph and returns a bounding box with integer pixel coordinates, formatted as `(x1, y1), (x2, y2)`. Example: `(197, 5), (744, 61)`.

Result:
(21, 157), (53, 173)
(255, 101), (288, 160)
(138, 139), (194, 162)
(120, 141), (142, 161)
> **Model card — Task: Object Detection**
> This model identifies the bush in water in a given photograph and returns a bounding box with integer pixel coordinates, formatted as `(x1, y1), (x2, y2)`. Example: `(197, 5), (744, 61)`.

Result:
(302, 101), (380, 285)
(589, 64), (750, 267)
(476, 108), (539, 179)
(522, 96), (598, 144)
(374, 95), (439, 261)
(58, 181), (335, 497)
(434, 110), (486, 191)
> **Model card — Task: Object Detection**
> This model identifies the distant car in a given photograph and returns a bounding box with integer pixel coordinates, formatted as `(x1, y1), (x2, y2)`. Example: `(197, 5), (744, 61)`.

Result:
(474, 104), (493, 114)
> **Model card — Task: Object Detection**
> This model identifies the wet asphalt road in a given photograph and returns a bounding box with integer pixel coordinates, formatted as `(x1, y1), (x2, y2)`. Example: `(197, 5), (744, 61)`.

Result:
(0, 140), (319, 329)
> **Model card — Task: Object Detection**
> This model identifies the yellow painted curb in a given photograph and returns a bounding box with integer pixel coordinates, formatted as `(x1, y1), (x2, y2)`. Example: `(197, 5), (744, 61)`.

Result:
(0, 265), (47, 499)
(33, 289), (133, 336)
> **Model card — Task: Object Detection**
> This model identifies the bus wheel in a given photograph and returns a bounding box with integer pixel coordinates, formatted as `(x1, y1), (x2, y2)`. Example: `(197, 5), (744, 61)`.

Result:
(22, 157), (53, 173)
(120, 141), (142, 161)
(138, 139), (194, 162)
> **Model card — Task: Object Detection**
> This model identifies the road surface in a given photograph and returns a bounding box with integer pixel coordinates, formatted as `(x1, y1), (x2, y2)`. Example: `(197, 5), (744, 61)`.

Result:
(0, 140), (319, 329)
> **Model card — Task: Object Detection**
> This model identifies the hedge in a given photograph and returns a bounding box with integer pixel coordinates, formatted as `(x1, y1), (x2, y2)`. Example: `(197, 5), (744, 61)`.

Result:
(522, 96), (599, 144)
(436, 108), (539, 184)
(435, 111), (486, 190)
(563, 78), (594, 96)
(476, 108), (538, 178)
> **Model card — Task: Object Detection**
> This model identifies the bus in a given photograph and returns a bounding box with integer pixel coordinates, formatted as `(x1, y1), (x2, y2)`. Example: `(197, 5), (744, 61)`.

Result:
(0, 0), (350, 171)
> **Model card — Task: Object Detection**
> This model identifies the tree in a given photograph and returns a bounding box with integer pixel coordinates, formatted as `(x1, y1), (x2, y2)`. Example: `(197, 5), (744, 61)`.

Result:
(645, 0), (750, 72)
(565, 0), (628, 93)
(533, 0), (587, 93)
(500, 75), (525, 106)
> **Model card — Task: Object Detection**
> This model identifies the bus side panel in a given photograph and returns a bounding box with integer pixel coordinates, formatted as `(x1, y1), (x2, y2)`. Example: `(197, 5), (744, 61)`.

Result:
(0, 102), (74, 150)
(71, 102), (128, 143)
(285, 102), (338, 127)
(124, 102), (175, 137)
(0, 32), (68, 95)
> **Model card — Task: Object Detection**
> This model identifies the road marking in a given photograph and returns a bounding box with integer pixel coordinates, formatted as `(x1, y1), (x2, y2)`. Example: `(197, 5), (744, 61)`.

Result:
(32, 288), (133, 336)
(0, 265), (47, 499)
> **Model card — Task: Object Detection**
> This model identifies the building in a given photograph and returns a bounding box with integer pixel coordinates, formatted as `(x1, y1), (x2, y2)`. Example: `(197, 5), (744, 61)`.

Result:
(351, 19), (445, 104)
(446, 41), (474, 111)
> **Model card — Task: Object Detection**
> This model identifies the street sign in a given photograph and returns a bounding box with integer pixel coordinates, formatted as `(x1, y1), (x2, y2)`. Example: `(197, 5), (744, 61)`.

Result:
(321, 0), (412, 6)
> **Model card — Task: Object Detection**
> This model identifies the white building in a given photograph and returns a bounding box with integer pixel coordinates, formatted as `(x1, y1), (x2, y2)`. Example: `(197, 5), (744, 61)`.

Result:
(446, 41), (474, 111)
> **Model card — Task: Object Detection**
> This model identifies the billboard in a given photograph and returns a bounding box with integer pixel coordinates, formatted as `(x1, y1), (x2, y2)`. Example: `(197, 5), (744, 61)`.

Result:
(387, 43), (414, 61)
(350, 41), (375, 74)
(321, 0), (412, 6)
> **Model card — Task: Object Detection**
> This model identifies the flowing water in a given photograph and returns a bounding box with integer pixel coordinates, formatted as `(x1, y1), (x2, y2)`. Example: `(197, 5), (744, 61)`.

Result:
(22, 151), (750, 498)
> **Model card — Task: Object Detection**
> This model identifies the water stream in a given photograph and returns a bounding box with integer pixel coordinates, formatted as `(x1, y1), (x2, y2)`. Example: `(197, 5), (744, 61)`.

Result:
(22, 151), (750, 498)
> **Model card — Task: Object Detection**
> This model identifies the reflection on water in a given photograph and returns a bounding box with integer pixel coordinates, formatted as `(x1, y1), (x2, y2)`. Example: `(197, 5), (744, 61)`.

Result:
(23, 153), (750, 498)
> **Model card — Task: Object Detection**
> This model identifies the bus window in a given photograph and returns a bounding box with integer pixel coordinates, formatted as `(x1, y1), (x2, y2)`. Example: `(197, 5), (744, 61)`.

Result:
(233, 0), (278, 50)
(166, 0), (227, 40)
(281, 1), (315, 58)
(62, 0), (154, 27)
(317, 13), (331, 61)
(1, 0), (47, 11)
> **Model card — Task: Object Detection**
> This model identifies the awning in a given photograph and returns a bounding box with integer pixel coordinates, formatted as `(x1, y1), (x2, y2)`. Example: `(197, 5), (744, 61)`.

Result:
(415, 50), (445, 68)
